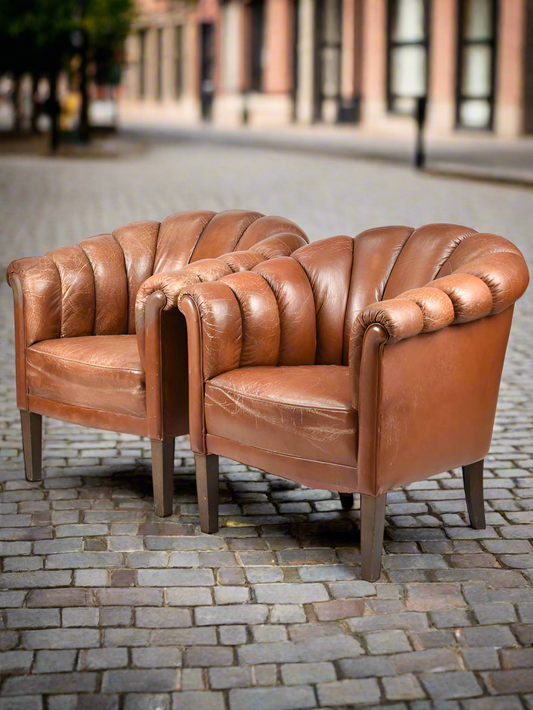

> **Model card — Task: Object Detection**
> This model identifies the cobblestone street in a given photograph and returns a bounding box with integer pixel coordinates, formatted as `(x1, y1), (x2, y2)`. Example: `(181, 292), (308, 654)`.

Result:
(0, 137), (532, 710)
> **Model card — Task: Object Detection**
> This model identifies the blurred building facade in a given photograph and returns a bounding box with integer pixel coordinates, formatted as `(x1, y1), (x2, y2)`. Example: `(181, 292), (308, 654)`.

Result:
(121, 0), (533, 137)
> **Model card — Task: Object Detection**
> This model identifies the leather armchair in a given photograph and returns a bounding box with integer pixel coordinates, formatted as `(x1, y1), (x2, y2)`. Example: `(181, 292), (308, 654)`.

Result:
(7, 209), (307, 515)
(178, 224), (529, 581)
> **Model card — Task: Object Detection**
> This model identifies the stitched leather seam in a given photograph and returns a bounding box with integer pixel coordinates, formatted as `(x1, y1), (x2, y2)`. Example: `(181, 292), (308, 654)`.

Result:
(232, 212), (264, 252)
(206, 383), (354, 412)
(27, 349), (143, 374)
(186, 211), (217, 265)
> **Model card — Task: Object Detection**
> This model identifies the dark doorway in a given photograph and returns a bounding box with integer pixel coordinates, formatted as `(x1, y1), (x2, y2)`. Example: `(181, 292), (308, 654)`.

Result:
(249, 0), (265, 92)
(200, 23), (215, 121)
(456, 0), (498, 130)
(313, 0), (343, 123)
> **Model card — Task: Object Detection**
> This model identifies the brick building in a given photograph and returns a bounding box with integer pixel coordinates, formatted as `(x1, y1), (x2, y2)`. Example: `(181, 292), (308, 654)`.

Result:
(121, 0), (533, 137)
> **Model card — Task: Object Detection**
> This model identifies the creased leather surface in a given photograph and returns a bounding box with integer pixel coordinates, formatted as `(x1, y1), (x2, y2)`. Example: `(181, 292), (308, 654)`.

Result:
(27, 336), (145, 418)
(206, 366), (357, 467)
(182, 223), (528, 499)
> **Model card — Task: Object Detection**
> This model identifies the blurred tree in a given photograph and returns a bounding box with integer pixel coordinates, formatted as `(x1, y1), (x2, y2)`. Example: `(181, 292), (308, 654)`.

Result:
(77, 0), (136, 142)
(0, 0), (135, 149)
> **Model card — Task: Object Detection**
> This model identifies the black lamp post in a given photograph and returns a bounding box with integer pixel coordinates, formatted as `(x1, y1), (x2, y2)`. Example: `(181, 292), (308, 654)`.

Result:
(414, 94), (427, 169)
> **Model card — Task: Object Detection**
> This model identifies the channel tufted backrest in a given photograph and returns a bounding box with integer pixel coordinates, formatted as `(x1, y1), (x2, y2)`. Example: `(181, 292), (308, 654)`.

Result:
(7, 209), (307, 346)
(235, 224), (526, 370)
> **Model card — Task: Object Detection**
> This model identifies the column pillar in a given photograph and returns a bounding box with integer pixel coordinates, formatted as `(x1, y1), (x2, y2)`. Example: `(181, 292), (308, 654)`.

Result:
(427, 0), (457, 134)
(360, 0), (387, 127)
(296, 0), (316, 123)
(495, 0), (527, 137)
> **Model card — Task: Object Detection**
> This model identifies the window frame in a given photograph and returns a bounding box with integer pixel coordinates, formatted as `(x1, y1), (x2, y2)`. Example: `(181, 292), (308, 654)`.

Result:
(455, 0), (499, 131)
(386, 0), (431, 115)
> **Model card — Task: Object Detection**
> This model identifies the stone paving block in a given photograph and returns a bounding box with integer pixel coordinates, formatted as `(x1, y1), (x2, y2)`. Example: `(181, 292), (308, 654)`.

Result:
(195, 605), (268, 626)
(6, 609), (60, 629)
(131, 647), (182, 668)
(280, 662), (336, 685)
(1, 672), (98, 695)
(462, 698), (524, 710)
(420, 671), (483, 700)
(21, 629), (100, 650)
(26, 589), (89, 607)
(101, 669), (180, 693)
(79, 648), (129, 670)
(253, 583), (329, 604)
(213, 586), (250, 604)
(219, 626), (247, 645)
(457, 625), (517, 647)
(208, 666), (252, 689)
(229, 685), (316, 710)
(62, 608), (99, 627)
(34, 650), (76, 673)
(95, 588), (163, 606)
(317, 678), (381, 706)
(0, 698), (43, 710)
(337, 656), (396, 678)
(383, 673), (426, 701)
(0, 650), (34, 673)
(485, 670), (533, 694)
(270, 605), (306, 624)
(171, 691), (225, 710)
(135, 607), (192, 628)
(137, 569), (214, 586)
(461, 647), (501, 671)
(365, 630), (412, 654)
(151, 627), (217, 646)
(184, 646), (234, 667)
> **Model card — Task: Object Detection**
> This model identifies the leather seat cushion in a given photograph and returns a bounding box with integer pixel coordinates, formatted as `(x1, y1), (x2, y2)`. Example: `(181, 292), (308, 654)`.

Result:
(26, 335), (145, 418)
(205, 365), (357, 467)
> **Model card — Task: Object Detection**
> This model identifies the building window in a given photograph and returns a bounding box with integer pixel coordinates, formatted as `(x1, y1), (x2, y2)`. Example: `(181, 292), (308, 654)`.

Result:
(249, 0), (265, 92)
(139, 29), (146, 100)
(387, 0), (430, 114)
(157, 28), (164, 101)
(456, 0), (497, 130)
(175, 25), (185, 98)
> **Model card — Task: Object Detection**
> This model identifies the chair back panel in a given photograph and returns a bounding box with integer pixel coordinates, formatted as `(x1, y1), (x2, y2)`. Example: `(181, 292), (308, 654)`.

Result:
(153, 210), (216, 275)
(382, 224), (477, 300)
(292, 235), (354, 366)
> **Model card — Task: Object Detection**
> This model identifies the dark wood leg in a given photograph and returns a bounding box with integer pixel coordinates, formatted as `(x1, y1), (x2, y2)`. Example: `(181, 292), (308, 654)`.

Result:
(360, 493), (387, 582)
(339, 493), (354, 510)
(20, 411), (42, 482)
(195, 453), (219, 534)
(151, 439), (175, 517)
(463, 459), (486, 530)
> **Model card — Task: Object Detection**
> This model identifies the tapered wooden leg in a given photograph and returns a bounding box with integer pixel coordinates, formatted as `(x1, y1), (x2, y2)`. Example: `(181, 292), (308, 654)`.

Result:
(195, 453), (219, 533)
(20, 411), (42, 482)
(360, 493), (387, 582)
(340, 493), (354, 510)
(463, 459), (486, 530)
(151, 439), (175, 517)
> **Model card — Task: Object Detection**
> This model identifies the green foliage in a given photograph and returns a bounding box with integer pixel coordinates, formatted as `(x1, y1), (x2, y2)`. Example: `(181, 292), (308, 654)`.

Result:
(0, 0), (135, 79)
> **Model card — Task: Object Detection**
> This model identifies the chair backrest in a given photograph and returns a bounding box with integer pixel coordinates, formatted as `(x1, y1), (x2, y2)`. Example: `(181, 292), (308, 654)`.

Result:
(9, 209), (307, 343)
(252, 223), (527, 367)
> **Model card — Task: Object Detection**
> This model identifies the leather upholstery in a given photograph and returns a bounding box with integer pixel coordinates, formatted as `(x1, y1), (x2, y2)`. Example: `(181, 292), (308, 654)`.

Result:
(27, 336), (145, 418)
(7, 209), (308, 442)
(205, 366), (357, 466)
(179, 223), (529, 495)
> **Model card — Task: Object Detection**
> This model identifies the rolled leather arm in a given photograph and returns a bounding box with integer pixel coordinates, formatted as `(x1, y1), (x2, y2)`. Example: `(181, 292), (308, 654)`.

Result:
(350, 272), (500, 407)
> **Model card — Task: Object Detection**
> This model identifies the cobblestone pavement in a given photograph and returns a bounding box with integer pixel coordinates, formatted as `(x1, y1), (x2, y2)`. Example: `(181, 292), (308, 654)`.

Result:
(0, 138), (532, 709)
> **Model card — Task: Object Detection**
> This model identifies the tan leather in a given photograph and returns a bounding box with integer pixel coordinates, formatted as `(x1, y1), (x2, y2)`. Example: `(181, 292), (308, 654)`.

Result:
(180, 223), (529, 496)
(7, 210), (308, 443)
(205, 366), (357, 467)
(26, 335), (145, 418)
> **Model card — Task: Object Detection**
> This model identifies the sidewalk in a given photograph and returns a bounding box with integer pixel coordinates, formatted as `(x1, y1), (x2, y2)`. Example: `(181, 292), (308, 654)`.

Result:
(120, 111), (533, 186)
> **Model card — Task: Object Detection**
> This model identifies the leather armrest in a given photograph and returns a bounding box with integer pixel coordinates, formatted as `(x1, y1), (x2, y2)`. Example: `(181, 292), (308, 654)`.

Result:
(350, 272), (502, 407)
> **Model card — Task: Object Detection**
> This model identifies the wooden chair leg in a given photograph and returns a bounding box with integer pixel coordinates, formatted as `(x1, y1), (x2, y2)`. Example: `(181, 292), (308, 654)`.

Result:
(20, 411), (42, 482)
(463, 459), (486, 530)
(339, 493), (354, 510)
(151, 439), (175, 517)
(195, 453), (219, 533)
(360, 493), (387, 582)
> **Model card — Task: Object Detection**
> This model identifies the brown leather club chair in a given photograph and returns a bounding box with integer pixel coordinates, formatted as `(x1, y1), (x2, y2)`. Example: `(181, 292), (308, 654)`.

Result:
(178, 224), (529, 581)
(7, 209), (307, 516)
